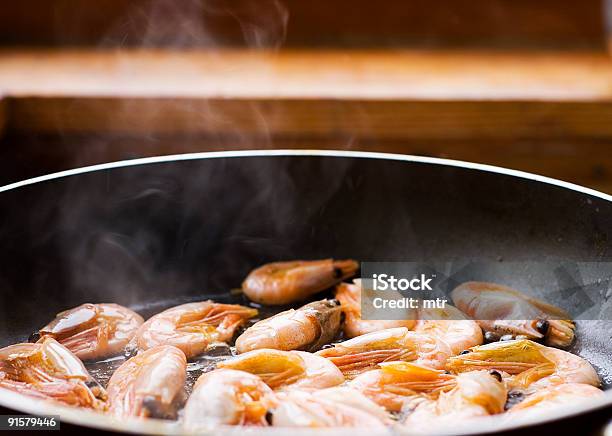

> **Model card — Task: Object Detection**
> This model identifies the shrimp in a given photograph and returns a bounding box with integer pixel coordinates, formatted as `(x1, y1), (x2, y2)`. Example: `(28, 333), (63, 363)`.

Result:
(136, 301), (257, 359)
(451, 282), (575, 348)
(349, 361), (456, 412)
(506, 383), (604, 419)
(402, 370), (506, 428)
(235, 299), (342, 353)
(0, 337), (105, 409)
(316, 327), (453, 379)
(183, 369), (277, 428)
(446, 339), (600, 391)
(271, 387), (389, 428)
(336, 281), (416, 338)
(242, 258), (359, 305)
(38, 303), (144, 361)
(106, 345), (186, 419)
(217, 348), (344, 390)
(414, 305), (483, 355)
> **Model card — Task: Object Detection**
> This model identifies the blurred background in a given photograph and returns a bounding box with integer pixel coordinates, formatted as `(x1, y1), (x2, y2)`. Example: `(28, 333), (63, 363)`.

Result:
(1, 0), (612, 192)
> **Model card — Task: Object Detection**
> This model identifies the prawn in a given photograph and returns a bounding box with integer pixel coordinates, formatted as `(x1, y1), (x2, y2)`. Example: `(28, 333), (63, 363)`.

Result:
(446, 339), (600, 391)
(413, 305), (484, 355)
(506, 383), (604, 419)
(136, 301), (257, 359)
(402, 370), (506, 429)
(271, 386), (389, 428)
(106, 345), (186, 419)
(349, 361), (456, 412)
(451, 282), (575, 348)
(235, 299), (342, 353)
(183, 368), (277, 428)
(242, 259), (359, 305)
(316, 327), (453, 379)
(38, 303), (144, 361)
(336, 281), (416, 338)
(0, 337), (105, 409)
(217, 348), (344, 390)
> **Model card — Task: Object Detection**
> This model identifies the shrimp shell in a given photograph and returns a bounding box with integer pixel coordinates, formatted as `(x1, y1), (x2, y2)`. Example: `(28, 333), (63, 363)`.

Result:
(106, 345), (186, 419)
(242, 259), (359, 305)
(136, 301), (257, 358)
(271, 387), (389, 428)
(235, 299), (342, 353)
(316, 327), (453, 379)
(451, 282), (575, 348)
(336, 281), (416, 338)
(217, 348), (344, 390)
(446, 339), (600, 390)
(506, 383), (603, 418)
(183, 369), (278, 428)
(402, 370), (507, 429)
(39, 303), (144, 361)
(0, 338), (105, 409)
(350, 361), (456, 412)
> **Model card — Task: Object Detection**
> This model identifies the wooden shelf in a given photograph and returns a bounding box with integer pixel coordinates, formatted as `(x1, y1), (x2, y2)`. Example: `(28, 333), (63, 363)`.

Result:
(1, 48), (611, 193)
(2, 49), (612, 141)
(2, 49), (612, 100)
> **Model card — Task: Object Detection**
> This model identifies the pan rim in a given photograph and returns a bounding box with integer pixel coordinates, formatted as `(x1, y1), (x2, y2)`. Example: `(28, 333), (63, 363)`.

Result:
(0, 149), (611, 432)
(0, 149), (611, 204)
(0, 385), (610, 435)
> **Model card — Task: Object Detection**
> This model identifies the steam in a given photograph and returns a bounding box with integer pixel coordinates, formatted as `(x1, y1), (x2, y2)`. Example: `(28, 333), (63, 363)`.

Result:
(1, 0), (372, 332)
(100, 0), (288, 49)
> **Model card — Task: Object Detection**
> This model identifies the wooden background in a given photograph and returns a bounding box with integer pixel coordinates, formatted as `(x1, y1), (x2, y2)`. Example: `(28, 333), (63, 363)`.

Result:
(1, 0), (612, 193)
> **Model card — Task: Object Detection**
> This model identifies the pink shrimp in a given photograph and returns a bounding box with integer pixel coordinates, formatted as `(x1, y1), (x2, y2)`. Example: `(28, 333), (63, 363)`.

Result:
(217, 348), (344, 390)
(106, 345), (186, 419)
(136, 301), (257, 358)
(451, 281), (575, 348)
(336, 281), (416, 338)
(0, 337), (105, 409)
(38, 303), (144, 360)
(242, 259), (359, 305)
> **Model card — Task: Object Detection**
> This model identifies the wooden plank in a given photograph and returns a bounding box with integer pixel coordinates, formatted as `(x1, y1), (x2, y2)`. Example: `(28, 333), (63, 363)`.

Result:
(2, 49), (612, 140)
(2, 49), (612, 100)
(0, 0), (604, 49)
(8, 97), (612, 141)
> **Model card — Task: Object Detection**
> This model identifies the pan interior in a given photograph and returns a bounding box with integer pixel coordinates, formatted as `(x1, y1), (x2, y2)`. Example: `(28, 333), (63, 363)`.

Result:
(0, 153), (611, 414)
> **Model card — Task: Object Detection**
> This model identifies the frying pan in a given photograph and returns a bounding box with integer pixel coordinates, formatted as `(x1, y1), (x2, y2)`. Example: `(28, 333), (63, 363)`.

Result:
(0, 150), (610, 434)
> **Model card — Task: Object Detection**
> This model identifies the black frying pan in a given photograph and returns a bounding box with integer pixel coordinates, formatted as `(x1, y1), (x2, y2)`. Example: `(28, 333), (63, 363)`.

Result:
(0, 150), (610, 434)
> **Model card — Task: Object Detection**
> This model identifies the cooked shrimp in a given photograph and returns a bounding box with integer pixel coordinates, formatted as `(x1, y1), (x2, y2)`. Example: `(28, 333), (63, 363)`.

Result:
(0, 337), (105, 409)
(106, 345), (186, 419)
(271, 387), (389, 428)
(452, 282), (575, 348)
(316, 327), (453, 379)
(235, 299), (342, 353)
(402, 370), (506, 428)
(414, 305), (483, 355)
(183, 369), (277, 428)
(136, 301), (257, 359)
(350, 361), (456, 412)
(336, 281), (416, 338)
(242, 259), (359, 305)
(217, 348), (344, 390)
(446, 339), (600, 390)
(506, 383), (604, 418)
(38, 303), (144, 360)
